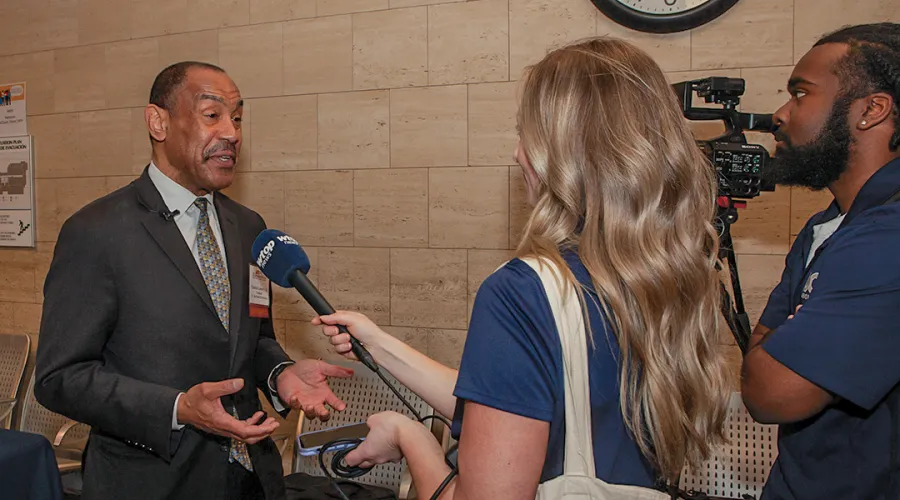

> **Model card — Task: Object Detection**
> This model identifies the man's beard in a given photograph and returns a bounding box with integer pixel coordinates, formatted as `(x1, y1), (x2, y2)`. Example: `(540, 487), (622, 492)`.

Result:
(766, 95), (855, 190)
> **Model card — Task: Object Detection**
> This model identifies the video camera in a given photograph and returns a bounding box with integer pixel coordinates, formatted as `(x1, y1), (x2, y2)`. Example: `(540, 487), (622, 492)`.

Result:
(673, 77), (776, 199)
(672, 77), (777, 356)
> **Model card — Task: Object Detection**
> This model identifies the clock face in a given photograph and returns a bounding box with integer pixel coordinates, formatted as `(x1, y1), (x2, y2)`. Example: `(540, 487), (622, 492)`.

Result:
(614, 0), (714, 15)
(592, 0), (740, 33)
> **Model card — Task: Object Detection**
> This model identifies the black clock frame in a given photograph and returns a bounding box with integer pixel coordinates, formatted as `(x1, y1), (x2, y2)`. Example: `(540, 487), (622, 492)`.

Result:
(592, 0), (741, 34)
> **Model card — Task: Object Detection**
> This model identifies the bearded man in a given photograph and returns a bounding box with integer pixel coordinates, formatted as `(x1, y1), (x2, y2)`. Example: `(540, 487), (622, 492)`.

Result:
(741, 22), (900, 500)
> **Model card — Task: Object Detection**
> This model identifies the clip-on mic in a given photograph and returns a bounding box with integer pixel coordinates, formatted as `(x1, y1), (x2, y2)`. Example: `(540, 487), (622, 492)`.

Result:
(157, 209), (180, 222)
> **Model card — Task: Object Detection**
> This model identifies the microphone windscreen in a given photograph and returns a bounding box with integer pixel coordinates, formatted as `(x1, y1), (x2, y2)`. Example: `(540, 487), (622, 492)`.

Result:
(251, 229), (311, 288)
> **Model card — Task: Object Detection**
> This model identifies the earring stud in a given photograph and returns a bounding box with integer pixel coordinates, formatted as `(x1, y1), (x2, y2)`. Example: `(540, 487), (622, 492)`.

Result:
(861, 120), (867, 126)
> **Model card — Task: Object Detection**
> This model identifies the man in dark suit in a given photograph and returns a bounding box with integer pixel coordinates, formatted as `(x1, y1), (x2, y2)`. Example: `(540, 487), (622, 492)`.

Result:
(35, 61), (353, 500)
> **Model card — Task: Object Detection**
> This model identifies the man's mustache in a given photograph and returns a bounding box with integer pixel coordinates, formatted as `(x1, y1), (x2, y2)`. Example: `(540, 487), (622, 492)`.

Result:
(773, 130), (791, 146)
(203, 142), (237, 161)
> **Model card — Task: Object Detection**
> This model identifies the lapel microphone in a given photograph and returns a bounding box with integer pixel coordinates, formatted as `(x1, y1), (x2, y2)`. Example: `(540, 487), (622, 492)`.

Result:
(158, 209), (181, 222)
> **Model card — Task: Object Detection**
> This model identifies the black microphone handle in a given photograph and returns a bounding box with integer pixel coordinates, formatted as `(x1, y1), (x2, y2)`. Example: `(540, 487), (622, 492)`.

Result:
(287, 270), (380, 372)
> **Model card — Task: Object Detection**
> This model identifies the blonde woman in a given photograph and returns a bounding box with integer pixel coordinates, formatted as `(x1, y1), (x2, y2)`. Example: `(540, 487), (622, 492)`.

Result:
(313, 36), (730, 499)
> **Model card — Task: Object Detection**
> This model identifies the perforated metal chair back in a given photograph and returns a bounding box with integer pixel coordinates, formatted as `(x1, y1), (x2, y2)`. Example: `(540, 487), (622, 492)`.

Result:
(0, 333), (29, 429)
(678, 392), (778, 498)
(20, 374), (90, 443)
(293, 360), (434, 499)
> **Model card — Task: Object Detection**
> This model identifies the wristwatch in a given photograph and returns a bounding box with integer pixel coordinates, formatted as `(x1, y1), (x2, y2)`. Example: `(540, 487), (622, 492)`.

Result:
(268, 361), (296, 393)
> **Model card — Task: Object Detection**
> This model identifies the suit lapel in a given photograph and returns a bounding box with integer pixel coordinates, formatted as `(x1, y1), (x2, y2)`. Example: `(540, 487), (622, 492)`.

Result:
(216, 196), (245, 374)
(135, 169), (220, 321)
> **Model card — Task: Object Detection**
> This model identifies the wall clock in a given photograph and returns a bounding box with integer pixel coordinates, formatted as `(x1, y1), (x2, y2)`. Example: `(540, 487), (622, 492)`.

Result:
(593, 0), (741, 34)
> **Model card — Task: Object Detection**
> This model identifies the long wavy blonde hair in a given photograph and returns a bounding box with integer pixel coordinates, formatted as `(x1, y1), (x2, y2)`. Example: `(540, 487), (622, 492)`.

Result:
(515, 37), (730, 481)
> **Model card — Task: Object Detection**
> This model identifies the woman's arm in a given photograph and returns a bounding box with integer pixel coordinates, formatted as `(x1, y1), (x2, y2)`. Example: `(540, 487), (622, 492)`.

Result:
(444, 401), (549, 500)
(314, 312), (459, 418)
(346, 403), (550, 500)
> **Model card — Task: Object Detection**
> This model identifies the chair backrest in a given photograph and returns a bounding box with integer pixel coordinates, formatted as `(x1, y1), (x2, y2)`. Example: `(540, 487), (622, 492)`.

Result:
(19, 373), (90, 443)
(678, 392), (779, 498)
(293, 360), (434, 497)
(0, 333), (30, 428)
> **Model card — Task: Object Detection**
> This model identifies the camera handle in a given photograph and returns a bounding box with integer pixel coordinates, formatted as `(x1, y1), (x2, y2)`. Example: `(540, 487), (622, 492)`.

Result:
(716, 197), (753, 354)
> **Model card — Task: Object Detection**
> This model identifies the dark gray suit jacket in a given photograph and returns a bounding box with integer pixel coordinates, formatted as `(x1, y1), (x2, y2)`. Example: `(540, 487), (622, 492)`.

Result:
(35, 167), (292, 500)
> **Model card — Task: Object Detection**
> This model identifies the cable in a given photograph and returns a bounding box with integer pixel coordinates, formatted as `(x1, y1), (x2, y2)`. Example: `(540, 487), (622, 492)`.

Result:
(318, 439), (365, 500)
(373, 367), (422, 421)
(417, 413), (453, 430)
(429, 467), (458, 500)
(316, 366), (459, 500)
(318, 431), (458, 500)
(352, 333), (426, 421)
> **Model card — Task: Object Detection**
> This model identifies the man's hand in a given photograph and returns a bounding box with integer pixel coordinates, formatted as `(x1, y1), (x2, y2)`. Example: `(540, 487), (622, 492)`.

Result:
(177, 378), (279, 444)
(276, 359), (354, 421)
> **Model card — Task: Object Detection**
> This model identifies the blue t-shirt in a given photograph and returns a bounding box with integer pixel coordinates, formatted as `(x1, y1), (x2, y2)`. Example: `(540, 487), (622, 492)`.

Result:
(450, 251), (657, 487)
(757, 158), (900, 499)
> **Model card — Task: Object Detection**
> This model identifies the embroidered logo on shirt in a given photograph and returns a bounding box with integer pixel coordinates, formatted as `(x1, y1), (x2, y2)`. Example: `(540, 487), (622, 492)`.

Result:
(801, 272), (819, 301)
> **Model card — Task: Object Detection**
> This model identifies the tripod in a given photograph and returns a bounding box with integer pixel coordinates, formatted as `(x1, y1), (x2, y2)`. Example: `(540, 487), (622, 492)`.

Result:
(716, 196), (753, 354)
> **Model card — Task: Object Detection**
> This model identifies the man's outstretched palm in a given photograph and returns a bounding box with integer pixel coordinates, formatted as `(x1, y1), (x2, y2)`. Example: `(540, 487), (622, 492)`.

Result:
(276, 359), (354, 421)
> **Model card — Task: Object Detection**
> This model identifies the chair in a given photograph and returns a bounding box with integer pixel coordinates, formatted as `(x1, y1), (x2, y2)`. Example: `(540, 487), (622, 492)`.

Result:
(0, 333), (29, 429)
(292, 360), (435, 499)
(678, 392), (779, 499)
(19, 374), (90, 477)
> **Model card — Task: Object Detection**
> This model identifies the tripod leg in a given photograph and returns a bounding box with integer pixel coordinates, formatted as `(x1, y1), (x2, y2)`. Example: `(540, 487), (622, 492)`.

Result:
(718, 221), (752, 353)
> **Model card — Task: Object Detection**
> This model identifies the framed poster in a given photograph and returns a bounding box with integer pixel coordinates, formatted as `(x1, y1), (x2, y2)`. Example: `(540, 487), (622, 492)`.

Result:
(0, 82), (27, 137)
(0, 135), (34, 247)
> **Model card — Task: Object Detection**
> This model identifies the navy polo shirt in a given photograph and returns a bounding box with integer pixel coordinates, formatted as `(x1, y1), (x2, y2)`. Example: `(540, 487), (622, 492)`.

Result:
(450, 251), (657, 487)
(757, 157), (900, 499)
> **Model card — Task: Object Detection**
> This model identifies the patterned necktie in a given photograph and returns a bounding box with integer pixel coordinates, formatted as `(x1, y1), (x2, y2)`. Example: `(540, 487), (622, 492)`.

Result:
(194, 198), (230, 330)
(193, 198), (253, 472)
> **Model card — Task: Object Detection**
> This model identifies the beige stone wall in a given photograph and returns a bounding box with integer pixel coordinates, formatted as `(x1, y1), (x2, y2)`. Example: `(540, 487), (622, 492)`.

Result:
(1, 0), (898, 433)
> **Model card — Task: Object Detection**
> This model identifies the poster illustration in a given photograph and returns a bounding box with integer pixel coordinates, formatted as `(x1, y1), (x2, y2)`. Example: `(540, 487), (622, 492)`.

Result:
(0, 136), (34, 247)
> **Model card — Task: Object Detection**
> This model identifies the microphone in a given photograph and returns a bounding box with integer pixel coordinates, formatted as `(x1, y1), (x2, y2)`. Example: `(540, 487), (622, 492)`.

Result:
(251, 229), (379, 372)
(150, 208), (180, 221)
(160, 209), (180, 222)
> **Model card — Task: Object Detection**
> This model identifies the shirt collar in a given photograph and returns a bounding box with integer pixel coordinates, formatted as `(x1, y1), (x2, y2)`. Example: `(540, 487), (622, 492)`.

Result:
(148, 162), (215, 217)
(809, 157), (900, 227)
(844, 157), (900, 222)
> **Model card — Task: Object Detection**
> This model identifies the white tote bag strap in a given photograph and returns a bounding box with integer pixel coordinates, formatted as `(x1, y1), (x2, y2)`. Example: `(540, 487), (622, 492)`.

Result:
(521, 256), (595, 477)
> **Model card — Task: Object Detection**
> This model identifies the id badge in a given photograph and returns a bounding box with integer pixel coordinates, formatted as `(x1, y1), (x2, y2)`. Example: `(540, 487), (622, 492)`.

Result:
(249, 265), (271, 318)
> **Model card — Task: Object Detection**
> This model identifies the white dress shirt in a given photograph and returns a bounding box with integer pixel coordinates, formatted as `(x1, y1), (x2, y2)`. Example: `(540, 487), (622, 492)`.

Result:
(148, 163), (289, 430)
(149, 163), (229, 430)
(148, 163), (227, 266)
